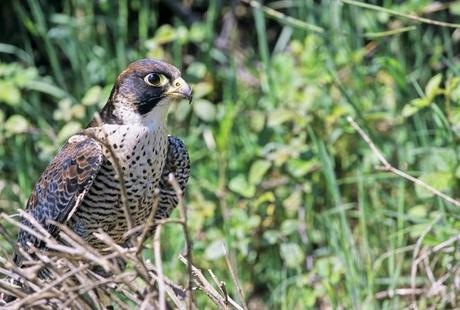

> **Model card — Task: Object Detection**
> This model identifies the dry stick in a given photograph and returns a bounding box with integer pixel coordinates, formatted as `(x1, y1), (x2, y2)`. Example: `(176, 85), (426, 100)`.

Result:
(422, 256), (436, 285)
(54, 227), (113, 272)
(1, 214), (47, 246)
(347, 117), (460, 304)
(134, 190), (160, 256)
(28, 254), (71, 301)
(222, 243), (248, 310)
(0, 280), (27, 300)
(347, 116), (460, 208)
(341, 0), (460, 29)
(10, 263), (89, 309)
(65, 272), (134, 294)
(84, 115), (156, 306)
(415, 235), (460, 265)
(178, 255), (228, 308)
(1, 137), (225, 308)
(30, 254), (78, 301)
(93, 229), (185, 308)
(118, 287), (148, 308)
(61, 261), (108, 309)
(123, 216), (185, 240)
(71, 260), (120, 310)
(0, 268), (26, 284)
(0, 214), (70, 286)
(153, 227), (166, 310)
(178, 255), (244, 310)
(92, 230), (156, 293)
(410, 233), (460, 304)
(241, 0), (324, 33)
(17, 210), (51, 240)
(143, 261), (187, 309)
(55, 231), (138, 308)
(375, 288), (425, 300)
(168, 173), (193, 310)
(408, 219), (438, 309)
(208, 269), (229, 308)
(88, 113), (133, 231)
(3, 209), (183, 308)
(243, 0), (415, 39)
(0, 262), (42, 296)
(107, 292), (133, 310)
(139, 292), (156, 310)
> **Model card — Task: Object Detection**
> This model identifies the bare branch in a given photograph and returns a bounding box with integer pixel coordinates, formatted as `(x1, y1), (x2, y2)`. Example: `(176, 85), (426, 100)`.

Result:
(86, 113), (134, 232)
(178, 255), (244, 310)
(347, 116), (460, 208)
(222, 243), (248, 310)
(168, 173), (193, 309)
(153, 227), (166, 310)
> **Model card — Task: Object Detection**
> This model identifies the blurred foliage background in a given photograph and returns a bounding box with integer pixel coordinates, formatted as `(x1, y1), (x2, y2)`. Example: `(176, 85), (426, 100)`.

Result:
(1, 0), (460, 308)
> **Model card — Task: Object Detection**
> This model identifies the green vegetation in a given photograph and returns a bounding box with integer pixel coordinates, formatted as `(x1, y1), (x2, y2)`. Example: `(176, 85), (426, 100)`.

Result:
(1, 0), (460, 308)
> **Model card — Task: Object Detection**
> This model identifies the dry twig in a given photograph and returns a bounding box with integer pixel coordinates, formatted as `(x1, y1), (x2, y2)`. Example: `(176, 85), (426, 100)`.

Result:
(0, 114), (247, 309)
(347, 116), (460, 207)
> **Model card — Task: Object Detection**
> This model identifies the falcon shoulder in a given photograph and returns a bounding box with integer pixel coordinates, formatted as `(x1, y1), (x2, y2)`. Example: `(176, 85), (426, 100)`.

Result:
(17, 134), (103, 252)
(156, 136), (190, 219)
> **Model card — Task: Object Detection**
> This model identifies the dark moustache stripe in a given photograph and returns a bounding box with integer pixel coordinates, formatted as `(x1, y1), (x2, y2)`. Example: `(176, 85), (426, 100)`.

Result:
(137, 95), (164, 114)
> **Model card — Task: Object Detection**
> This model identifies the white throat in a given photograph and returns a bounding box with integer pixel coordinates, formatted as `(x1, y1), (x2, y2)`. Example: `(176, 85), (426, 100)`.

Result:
(113, 100), (170, 132)
(141, 104), (170, 131)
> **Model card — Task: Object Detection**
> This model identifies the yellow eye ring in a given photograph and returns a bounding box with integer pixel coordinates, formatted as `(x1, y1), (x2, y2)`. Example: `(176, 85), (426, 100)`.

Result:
(144, 73), (169, 87)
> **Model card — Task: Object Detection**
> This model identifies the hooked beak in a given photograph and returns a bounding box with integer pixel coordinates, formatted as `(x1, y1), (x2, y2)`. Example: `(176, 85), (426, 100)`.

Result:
(165, 77), (193, 104)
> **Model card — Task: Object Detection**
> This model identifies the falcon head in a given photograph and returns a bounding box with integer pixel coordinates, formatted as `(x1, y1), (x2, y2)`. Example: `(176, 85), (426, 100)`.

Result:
(96, 59), (192, 126)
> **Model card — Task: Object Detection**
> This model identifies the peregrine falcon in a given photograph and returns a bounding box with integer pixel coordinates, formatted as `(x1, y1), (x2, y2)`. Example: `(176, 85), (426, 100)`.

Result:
(14, 59), (191, 262)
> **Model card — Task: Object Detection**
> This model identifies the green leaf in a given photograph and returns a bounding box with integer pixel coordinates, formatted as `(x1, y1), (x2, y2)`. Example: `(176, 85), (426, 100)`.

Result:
(408, 205), (427, 219)
(450, 2), (460, 15)
(281, 219), (299, 236)
(0, 81), (20, 106)
(419, 148), (457, 172)
(254, 192), (275, 207)
(204, 239), (225, 260)
(174, 100), (192, 122)
(189, 23), (207, 42)
(280, 243), (304, 268)
(283, 190), (302, 213)
(82, 86), (102, 106)
(449, 107), (460, 125)
(456, 166), (460, 179)
(215, 102), (238, 153)
(402, 98), (430, 118)
(249, 111), (265, 133)
(229, 175), (256, 198)
(153, 24), (176, 44)
(263, 230), (279, 244)
(4, 114), (29, 136)
(267, 110), (296, 127)
(249, 160), (271, 184)
(192, 82), (213, 99)
(416, 172), (453, 199)
(425, 74), (443, 99)
(186, 62), (207, 79)
(287, 158), (316, 178)
(24, 80), (67, 98)
(57, 121), (82, 143)
(193, 99), (216, 122)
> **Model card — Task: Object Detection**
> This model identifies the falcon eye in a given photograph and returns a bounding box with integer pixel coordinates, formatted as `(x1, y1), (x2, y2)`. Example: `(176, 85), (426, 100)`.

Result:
(144, 73), (169, 87)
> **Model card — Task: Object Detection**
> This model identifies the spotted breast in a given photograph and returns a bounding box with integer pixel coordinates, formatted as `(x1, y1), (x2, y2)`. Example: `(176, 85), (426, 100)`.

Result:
(67, 123), (168, 249)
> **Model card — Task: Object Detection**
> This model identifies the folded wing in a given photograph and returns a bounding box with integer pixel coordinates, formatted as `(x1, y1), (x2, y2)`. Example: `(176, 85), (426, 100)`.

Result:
(156, 136), (190, 220)
(16, 134), (103, 260)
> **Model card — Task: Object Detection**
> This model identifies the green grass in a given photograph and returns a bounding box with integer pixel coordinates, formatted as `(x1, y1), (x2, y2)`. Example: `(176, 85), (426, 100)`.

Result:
(1, 0), (460, 308)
